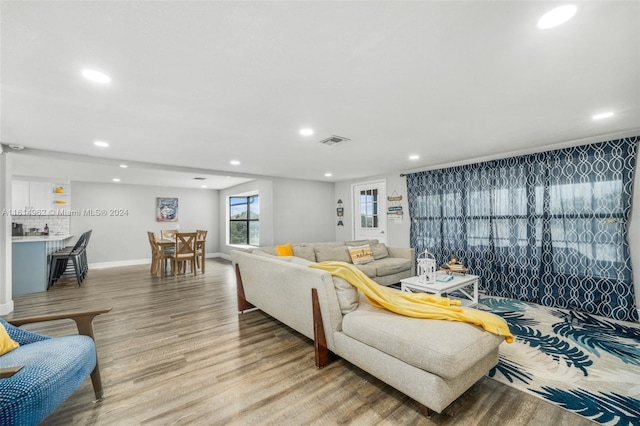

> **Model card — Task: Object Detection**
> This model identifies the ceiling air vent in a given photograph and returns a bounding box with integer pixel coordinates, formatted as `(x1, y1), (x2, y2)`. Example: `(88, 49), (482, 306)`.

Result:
(319, 135), (350, 146)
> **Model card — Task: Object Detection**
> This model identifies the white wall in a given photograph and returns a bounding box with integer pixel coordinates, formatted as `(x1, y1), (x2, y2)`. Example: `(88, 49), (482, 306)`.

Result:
(71, 181), (218, 266)
(218, 178), (335, 255)
(0, 153), (14, 314)
(272, 178), (335, 244)
(334, 173), (410, 248)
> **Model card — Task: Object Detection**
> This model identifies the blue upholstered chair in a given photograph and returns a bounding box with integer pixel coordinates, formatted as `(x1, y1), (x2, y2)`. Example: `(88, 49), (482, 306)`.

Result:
(0, 308), (111, 426)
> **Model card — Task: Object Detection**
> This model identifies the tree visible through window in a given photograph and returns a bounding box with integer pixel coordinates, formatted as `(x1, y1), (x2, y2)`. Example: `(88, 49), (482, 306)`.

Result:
(229, 195), (259, 245)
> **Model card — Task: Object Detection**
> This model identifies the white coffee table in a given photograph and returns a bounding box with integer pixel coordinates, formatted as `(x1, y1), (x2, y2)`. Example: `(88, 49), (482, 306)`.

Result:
(400, 272), (479, 307)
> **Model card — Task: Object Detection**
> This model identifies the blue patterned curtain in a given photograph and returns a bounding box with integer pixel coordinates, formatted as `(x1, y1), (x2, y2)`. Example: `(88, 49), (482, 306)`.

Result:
(407, 137), (639, 322)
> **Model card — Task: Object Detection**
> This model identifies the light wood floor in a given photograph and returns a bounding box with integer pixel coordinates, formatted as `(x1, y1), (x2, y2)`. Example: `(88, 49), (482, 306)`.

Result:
(7, 259), (595, 426)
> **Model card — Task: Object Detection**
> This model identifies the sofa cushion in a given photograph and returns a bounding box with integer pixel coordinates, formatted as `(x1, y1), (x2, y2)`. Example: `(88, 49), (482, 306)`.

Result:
(333, 277), (359, 314)
(253, 246), (277, 256)
(371, 243), (389, 260)
(347, 245), (374, 265)
(341, 300), (503, 379)
(314, 246), (352, 263)
(293, 246), (316, 262)
(289, 257), (314, 266)
(354, 263), (377, 278)
(373, 257), (413, 276)
(309, 242), (346, 249)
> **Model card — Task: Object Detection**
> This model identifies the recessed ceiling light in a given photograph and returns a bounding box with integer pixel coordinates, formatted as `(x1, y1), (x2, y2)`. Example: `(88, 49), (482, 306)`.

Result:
(230, 160), (240, 166)
(537, 5), (577, 29)
(201, 185), (208, 188)
(324, 172), (333, 177)
(120, 164), (128, 168)
(592, 111), (614, 120)
(409, 155), (420, 160)
(82, 69), (111, 84)
(94, 141), (109, 148)
(300, 128), (314, 136)
(112, 178), (120, 182)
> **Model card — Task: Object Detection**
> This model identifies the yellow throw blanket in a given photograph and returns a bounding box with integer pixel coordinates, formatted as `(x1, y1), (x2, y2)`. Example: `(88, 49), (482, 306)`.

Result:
(310, 261), (513, 343)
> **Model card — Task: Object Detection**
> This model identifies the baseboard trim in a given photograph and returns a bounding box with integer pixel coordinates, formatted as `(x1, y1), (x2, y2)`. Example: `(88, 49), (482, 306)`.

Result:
(0, 300), (15, 315)
(89, 253), (228, 270)
(89, 259), (150, 269)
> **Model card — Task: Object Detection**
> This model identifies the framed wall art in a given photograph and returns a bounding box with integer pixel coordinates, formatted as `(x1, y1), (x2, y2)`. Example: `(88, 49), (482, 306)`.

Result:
(157, 197), (178, 222)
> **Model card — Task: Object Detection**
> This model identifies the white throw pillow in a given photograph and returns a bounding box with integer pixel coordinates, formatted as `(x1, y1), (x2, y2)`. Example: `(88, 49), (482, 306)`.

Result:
(333, 277), (359, 314)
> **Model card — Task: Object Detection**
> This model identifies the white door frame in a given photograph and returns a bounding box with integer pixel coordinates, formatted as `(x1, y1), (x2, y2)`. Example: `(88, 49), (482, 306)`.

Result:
(351, 179), (387, 244)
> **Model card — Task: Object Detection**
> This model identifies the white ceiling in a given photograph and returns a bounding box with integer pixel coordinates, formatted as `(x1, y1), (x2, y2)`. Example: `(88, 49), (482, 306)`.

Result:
(2, 1), (639, 189)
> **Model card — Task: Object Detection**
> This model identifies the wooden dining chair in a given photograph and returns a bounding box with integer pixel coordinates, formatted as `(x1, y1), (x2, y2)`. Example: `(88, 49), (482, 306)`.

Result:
(195, 229), (208, 273)
(147, 231), (158, 275)
(160, 229), (176, 240)
(148, 231), (174, 277)
(173, 232), (197, 276)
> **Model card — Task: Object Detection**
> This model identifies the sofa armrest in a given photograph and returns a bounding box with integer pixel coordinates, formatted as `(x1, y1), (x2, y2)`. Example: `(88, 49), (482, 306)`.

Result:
(386, 246), (416, 275)
(6, 308), (112, 340)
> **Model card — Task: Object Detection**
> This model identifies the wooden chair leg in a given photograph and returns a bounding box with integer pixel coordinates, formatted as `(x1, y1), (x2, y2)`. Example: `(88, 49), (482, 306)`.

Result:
(150, 254), (157, 275)
(90, 361), (105, 401)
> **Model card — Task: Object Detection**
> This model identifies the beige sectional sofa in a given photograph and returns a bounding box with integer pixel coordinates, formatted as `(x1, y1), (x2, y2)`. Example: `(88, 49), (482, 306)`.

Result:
(252, 240), (414, 286)
(231, 249), (506, 415)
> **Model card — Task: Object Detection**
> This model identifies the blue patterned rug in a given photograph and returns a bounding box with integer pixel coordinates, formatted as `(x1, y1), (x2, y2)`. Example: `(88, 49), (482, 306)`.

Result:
(479, 296), (640, 426)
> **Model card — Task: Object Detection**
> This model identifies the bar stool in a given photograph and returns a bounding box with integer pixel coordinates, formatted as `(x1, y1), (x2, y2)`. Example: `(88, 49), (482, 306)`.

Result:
(48, 230), (92, 289)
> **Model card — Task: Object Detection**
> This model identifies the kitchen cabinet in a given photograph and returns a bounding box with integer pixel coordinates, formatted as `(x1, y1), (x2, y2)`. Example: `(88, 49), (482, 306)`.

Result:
(12, 180), (53, 213)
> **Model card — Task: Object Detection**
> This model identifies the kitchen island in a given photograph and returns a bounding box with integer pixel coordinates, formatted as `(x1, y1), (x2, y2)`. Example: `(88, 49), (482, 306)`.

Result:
(12, 234), (74, 295)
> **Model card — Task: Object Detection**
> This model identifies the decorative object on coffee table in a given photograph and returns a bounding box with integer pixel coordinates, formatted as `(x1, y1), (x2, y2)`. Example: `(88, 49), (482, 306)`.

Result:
(441, 254), (469, 274)
(416, 250), (436, 284)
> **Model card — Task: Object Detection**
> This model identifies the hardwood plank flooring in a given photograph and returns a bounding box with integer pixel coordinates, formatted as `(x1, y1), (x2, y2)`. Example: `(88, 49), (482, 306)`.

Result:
(6, 259), (594, 425)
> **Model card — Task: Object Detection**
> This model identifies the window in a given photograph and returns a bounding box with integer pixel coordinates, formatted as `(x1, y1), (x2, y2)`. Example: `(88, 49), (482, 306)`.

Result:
(229, 195), (259, 246)
(360, 189), (379, 228)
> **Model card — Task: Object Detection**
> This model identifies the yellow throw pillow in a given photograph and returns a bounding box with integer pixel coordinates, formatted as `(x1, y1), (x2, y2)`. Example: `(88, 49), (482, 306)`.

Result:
(0, 323), (19, 355)
(348, 245), (374, 265)
(275, 243), (294, 256)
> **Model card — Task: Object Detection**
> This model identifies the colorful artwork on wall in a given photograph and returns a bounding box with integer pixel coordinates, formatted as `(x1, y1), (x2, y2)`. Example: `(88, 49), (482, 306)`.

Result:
(156, 197), (178, 222)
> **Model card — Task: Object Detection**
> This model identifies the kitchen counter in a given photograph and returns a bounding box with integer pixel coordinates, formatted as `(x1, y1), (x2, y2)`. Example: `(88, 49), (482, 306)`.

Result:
(12, 234), (75, 295)
(12, 234), (73, 243)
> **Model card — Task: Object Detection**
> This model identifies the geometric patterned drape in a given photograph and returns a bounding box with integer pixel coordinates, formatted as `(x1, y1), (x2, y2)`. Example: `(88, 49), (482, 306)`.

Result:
(407, 137), (639, 322)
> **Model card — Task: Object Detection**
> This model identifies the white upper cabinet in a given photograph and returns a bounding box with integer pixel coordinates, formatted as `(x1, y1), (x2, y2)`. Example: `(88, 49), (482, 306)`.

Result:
(12, 180), (30, 212)
(12, 180), (54, 213)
